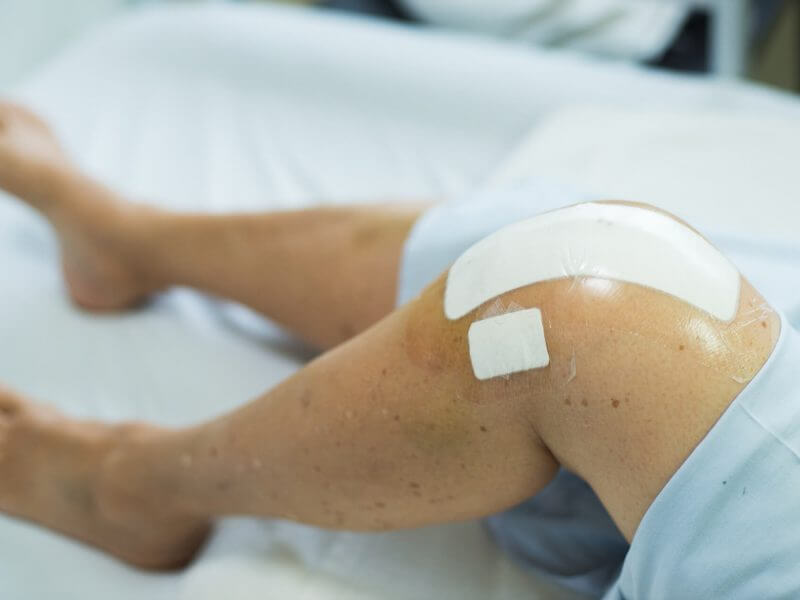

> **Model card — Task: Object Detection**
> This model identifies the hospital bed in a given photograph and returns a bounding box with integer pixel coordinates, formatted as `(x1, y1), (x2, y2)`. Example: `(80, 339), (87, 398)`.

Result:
(2, 3), (799, 599)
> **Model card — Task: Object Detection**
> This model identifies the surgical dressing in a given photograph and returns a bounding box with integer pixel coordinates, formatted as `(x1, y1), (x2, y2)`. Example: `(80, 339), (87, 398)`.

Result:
(445, 203), (741, 322)
(468, 308), (550, 380)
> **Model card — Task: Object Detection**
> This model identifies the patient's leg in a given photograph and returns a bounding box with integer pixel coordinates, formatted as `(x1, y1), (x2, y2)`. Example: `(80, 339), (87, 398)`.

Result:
(0, 199), (780, 570)
(0, 101), (422, 349)
(0, 388), (210, 569)
(0, 265), (563, 569)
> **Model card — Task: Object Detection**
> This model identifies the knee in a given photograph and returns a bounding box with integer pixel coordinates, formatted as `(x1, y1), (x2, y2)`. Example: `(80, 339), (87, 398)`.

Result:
(399, 199), (782, 537)
(423, 197), (781, 418)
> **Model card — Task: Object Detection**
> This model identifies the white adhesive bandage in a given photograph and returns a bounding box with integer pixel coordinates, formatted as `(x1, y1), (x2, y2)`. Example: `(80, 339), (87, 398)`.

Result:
(468, 308), (550, 380)
(445, 203), (741, 322)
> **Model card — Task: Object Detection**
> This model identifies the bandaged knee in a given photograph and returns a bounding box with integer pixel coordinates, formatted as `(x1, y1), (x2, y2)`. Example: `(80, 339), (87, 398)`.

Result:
(443, 202), (742, 380)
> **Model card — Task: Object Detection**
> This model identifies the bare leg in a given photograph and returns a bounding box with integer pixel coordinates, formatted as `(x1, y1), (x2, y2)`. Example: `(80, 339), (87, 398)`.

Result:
(0, 101), (424, 349)
(0, 273), (561, 569)
(0, 388), (210, 569)
(133, 204), (422, 349)
(0, 254), (778, 571)
(1, 101), (779, 579)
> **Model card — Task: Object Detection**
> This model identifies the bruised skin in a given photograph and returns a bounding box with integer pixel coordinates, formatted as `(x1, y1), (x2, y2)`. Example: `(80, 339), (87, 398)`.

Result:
(0, 253), (776, 565)
(409, 256), (779, 541)
(0, 100), (781, 564)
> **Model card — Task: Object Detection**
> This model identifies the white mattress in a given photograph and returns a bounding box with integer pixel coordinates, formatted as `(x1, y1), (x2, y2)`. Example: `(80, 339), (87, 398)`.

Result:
(2, 4), (799, 599)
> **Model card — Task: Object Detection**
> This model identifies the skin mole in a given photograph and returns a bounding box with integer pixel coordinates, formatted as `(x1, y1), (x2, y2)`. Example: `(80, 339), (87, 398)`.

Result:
(611, 399), (620, 408)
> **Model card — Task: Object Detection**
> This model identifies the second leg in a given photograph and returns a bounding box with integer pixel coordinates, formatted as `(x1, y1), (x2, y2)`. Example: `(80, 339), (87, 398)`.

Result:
(0, 100), (426, 349)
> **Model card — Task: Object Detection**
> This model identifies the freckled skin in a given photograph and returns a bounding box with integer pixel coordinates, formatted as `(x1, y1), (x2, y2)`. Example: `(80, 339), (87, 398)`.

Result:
(390, 201), (779, 540)
(0, 109), (782, 571)
(4, 199), (779, 560)
(433, 252), (778, 539)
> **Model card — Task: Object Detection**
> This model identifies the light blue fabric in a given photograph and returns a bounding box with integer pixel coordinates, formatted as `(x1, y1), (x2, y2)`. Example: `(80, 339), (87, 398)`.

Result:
(604, 313), (800, 599)
(396, 179), (800, 599)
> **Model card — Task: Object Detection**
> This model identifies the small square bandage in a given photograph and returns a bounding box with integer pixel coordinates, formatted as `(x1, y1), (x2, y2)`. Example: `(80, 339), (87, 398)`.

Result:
(467, 307), (550, 380)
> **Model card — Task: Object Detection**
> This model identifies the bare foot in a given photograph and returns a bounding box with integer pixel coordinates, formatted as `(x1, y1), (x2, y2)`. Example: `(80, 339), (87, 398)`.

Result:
(0, 101), (72, 203)
(0, 386), (210, 570)
(0, 101), (162, 310)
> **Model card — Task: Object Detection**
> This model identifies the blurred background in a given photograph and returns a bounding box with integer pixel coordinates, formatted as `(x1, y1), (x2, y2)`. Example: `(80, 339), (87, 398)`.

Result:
(0, 0), (797, 92)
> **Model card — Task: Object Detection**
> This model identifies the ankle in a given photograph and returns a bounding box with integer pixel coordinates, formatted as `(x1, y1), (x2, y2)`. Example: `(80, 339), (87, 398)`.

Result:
(57, 174), (172, 303)
(118, 203), (174, 291)
(97, 423), (187, 521)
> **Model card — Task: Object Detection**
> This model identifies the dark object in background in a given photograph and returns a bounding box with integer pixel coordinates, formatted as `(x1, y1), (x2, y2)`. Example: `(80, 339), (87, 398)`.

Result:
(753, 0), (788, 44)
(648, 10), (710, 73)
(649, 0), (786, 73)
(321, 0), (411, 21)
(751, 0), (799, 91)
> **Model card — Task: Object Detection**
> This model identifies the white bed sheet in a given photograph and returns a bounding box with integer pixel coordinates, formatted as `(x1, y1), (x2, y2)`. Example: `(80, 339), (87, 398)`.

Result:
(2, 4), (799, 600)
